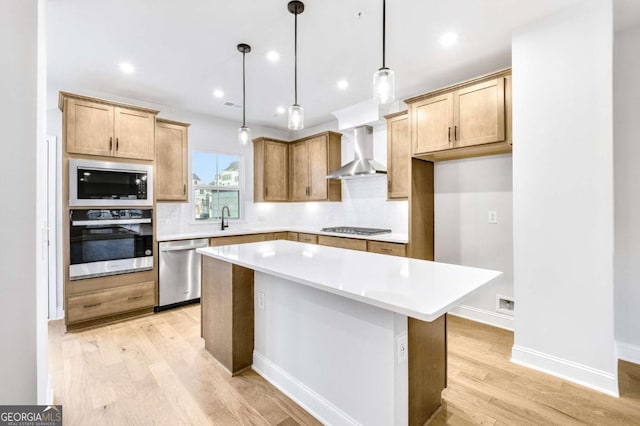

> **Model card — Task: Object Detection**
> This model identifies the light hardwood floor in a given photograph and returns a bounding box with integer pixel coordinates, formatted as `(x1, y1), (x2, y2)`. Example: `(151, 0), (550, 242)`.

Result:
(49, 305), (640, 425)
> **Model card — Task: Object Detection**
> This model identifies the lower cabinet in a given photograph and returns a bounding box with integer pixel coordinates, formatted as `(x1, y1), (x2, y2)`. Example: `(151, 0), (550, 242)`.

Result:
(209, 234), (267, 246)
(318, 235), (367, 251)
(287, 232), (299, 241)
(367, 241), (407, 257)
(67, 281), (155, 324)
(297, 233), (318, 244)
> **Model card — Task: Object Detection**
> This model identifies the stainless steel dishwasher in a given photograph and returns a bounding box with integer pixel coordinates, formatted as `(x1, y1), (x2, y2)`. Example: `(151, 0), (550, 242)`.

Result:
(157, 238), (209, 310)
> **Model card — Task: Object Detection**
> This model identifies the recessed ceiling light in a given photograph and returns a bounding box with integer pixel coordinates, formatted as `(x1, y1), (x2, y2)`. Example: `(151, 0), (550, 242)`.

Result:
(266, 50), (280, 62)
(439, 32), (459, 47)
(119, 62), (135, 74)
(213, 89), (224, 98)
(276, 106), (286, 114)
(337, 79), (349, 90)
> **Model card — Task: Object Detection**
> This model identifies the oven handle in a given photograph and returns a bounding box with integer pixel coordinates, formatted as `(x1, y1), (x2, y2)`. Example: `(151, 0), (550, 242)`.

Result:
(161, 243), (208, 252)
(71, 218), (152, 226)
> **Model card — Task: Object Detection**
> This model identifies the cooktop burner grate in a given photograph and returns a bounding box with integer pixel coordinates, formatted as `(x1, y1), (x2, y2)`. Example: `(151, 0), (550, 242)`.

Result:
(321, 226), (392, 236)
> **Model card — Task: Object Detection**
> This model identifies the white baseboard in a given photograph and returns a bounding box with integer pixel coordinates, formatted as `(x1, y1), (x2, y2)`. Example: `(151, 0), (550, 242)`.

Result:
(47, 374), (54, 405)
(617, 341), (640, 365)
(252, 352), (360, 426)
(511, 345), (619, 397)
(449, 304), (514, 331)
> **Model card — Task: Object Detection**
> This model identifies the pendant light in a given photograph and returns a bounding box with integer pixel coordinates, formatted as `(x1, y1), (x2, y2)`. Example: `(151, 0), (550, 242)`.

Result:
(237, 43), (251, 145)
(373, 0), (395, 104)
(288, 1), (305, 130)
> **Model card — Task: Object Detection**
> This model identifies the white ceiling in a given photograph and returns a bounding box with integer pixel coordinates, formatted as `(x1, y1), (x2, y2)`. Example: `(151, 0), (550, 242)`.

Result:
(47, 0), (639, 130)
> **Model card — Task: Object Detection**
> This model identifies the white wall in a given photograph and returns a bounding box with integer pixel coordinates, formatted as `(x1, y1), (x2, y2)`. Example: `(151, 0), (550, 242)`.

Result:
(0, 0), (39, 404)
(614, 24), (640, 363)
(435, 155), (514, 330)
(512, 0), (618, 395)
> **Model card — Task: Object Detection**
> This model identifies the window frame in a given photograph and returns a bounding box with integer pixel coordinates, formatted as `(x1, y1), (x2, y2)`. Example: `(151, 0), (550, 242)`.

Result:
(191, 149), (245, 224)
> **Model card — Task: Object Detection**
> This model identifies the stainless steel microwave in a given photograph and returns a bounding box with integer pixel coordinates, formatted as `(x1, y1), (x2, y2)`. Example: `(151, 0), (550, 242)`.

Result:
(69, 159), (153, 207)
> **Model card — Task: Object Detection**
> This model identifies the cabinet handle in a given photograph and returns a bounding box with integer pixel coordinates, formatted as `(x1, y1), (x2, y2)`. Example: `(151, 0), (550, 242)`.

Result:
(128, 295), (143, 301)
(265, 187), (269, 197)
(116, 138), (119, 151)
(109, 136), (113, 150)
(388, 180), (392, 192)
(183, 184), (186, 195)
(448, 127), (451, 142)
(454, 126), (457, 141)
(380, 248), (392, 252)
(83, 302), (102, 308)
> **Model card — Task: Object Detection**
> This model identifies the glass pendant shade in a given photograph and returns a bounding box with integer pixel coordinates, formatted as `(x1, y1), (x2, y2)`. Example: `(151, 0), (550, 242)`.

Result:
(238, 126), (251, 146)
(373, 67), (395, 104)
(288, 104), (304, 130)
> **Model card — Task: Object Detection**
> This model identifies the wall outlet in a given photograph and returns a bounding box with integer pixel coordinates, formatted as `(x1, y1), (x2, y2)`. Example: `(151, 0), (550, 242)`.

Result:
(496, 294), (514, 316)
(257, 291), (265, 310)
(397, 333), (408, 364)
(488, 210), (498, 224)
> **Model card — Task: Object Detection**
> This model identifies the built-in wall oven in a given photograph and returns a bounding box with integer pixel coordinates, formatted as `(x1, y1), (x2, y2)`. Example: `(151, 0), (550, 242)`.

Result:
(69, 159), (153, 207)
(69, 209), (154, 280)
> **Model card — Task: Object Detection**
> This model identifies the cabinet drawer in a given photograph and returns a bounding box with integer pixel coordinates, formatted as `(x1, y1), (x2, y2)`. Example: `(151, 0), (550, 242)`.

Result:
(67, 281), (155, 324)
(273, 232), (289, 240)
(318, 236), (367, 251)
(367, 241), (407, 257)
(209, 234), (267, 246)
(287, 232), (299, 241)
(297, 233), (318, 244)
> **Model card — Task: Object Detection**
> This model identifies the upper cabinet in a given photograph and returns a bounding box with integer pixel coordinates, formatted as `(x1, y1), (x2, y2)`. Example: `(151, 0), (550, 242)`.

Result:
(156, 118), (190, 202)
(254, 137), (289, 202)
(60, 92), (158, 161)
(290, 132), (342, 202)
(406, 69), (512, 162)
(385, 111), (409, 199)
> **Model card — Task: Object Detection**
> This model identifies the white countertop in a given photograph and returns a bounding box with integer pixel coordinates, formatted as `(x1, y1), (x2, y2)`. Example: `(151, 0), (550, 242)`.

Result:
(197, 240), (501, 322)
(158, 225), (409, 244)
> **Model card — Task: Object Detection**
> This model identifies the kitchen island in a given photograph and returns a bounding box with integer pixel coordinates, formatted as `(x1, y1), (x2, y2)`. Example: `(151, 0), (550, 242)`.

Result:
(197, 240), (501, 425)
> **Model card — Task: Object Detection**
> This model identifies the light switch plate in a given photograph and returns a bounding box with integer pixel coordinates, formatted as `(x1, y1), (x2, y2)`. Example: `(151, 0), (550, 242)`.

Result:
(488, 210), (498, 224)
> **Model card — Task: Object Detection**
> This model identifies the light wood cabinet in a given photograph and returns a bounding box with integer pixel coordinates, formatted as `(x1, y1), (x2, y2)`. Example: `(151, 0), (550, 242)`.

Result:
(253, 138), (289, 202)
(318, 235), (367, 251)
(386, 111), (410, 199)
(289, 132), (342, 202)
(367, 241), (407, 257)
(156, 118), (189, 202)
(67, 281), (155, 324)
(297, 233), (318, 244)
(61, 92), (158, 161)
(209, 234), (267, 247)
(406, 69), (512, 162)
(287, 232), (299, 241)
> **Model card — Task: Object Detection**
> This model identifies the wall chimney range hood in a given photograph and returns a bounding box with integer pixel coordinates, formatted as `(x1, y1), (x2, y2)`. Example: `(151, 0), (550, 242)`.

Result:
(326, 125), (387, 179)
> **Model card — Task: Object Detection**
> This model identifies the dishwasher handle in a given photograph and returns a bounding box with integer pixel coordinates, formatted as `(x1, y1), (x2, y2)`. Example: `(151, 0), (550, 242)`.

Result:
(161, 242), (208, 252)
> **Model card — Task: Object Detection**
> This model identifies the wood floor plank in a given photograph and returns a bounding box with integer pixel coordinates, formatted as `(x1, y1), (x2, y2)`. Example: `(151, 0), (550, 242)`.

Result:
(49, 305), (640, 426)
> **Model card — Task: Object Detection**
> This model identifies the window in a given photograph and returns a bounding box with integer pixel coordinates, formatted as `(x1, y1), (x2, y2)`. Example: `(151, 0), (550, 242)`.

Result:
(192, 151), (241, 221)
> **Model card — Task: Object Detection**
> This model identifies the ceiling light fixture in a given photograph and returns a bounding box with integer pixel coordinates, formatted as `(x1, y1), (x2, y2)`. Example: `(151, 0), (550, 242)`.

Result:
(213, 89), (224, 98)
(237, 43), (252, 146)
(373, 0), (395, 104)
(337, 79), (349, 90)
(287, 1), (305, 130)
(266, 50), (280, 62)
(119, 62), (135, 74)
(439, 31), (459, 47)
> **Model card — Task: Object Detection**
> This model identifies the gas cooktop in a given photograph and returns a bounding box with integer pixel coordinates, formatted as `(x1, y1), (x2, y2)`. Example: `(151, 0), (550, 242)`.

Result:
(320, 226), (392, 236)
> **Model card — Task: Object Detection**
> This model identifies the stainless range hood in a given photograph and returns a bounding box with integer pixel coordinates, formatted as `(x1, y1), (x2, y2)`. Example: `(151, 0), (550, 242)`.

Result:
(326, 125), (387, 179)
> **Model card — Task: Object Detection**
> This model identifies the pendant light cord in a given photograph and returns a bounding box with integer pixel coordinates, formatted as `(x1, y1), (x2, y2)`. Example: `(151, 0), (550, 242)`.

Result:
(242, 50), (246, 127)
(382, 0), (386, 69)
(294, 11), (298, 105)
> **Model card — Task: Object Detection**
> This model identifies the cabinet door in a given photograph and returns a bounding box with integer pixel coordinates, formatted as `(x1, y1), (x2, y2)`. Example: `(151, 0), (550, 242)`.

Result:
(453, 78), (505, 148)
(387, 114), (409, 199)
(156, 121), (188, 201)
(114, 107), (155, 160)
(307, 135), (329, 200)
(290, 141), (309, 201)
(412, 93), (454, 154)
(264, 141), (289, 201)
(65, 98), (114, 156)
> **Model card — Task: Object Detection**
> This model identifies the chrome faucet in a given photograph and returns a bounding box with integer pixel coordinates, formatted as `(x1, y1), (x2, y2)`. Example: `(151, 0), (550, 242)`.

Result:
(221, 206), (230, 230)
